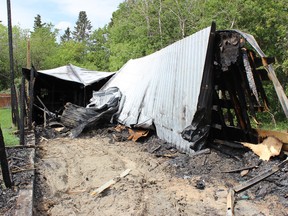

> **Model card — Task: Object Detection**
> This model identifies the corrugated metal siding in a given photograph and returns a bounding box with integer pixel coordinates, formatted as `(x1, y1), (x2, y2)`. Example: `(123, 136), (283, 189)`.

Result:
(102, 27), (212, 152)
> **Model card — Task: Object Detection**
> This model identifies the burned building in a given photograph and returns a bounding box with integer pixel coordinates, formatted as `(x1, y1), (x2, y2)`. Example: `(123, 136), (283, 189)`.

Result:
(26, 64), (115, 123)
(29, 23), (288, 153)
(85, 23), (288, 152)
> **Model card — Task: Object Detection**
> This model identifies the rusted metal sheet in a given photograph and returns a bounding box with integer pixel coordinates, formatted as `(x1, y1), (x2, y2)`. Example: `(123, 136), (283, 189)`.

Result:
(101, 26), (213, 152)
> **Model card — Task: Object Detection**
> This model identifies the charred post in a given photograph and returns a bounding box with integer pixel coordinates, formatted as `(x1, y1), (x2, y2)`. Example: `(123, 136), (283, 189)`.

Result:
(0, 127), (13, 188)
(19, 72), (26, 145)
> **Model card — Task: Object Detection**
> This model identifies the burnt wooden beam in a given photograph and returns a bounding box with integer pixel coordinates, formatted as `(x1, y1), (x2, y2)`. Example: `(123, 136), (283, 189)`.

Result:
(253, 56), (275, 68)
(256, 69), (269, 81)
(0, 127), (13, 188)
(233, 159), (287, 193)
(226, 80), (247, 130)
(232, 65), (252, 131)
(248, 50), (270, 110)
(20, 74), (25, 145)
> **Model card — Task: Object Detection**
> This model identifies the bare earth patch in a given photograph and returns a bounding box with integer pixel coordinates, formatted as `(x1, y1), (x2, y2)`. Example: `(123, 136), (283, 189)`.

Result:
(33, 135), (287, 216)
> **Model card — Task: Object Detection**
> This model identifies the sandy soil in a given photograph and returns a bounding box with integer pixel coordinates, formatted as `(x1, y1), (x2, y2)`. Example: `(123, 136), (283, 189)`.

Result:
(33, 134), (287, 216)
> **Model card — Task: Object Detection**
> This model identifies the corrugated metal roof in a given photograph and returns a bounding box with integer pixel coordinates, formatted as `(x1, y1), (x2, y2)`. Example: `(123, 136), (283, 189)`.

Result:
(38, 64), (115, 86)
(101, 26), (212, 152)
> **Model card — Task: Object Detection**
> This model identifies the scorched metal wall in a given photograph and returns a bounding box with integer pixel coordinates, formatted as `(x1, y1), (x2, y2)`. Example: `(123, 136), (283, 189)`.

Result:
(102, 27), (212, 152)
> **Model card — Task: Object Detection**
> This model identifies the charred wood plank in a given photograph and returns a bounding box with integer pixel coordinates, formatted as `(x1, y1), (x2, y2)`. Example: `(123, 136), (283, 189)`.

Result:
(233, 159), (287, 193)
(248, 50), (270, 110)
(0, 127), (13, 188)
(20, 74), (25, 145)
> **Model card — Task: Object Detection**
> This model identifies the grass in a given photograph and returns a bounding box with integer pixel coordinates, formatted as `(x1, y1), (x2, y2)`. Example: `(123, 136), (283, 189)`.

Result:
(258, 121), (288, 132)
(0, 108), (19, 146)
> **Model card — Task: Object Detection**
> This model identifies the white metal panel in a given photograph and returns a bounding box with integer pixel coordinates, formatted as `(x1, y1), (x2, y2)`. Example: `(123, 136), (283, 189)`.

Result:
(38, 64), (115, 86)
(102, 26), (212, 152)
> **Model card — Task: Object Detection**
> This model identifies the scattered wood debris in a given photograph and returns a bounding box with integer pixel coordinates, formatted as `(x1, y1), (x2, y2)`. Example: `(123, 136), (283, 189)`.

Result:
(128, 129), (149, 142)
(226, 188), (235, 216)
(91, 169), (131, 196)
(221, 165), (259, 173)
(233, 158), (288, 193)
(242, 137), (283, 161)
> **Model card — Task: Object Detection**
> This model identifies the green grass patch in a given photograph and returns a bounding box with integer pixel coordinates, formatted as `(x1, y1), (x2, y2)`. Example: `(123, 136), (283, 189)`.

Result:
(257, 120), (288, 132)
(0, 108), (19, 146)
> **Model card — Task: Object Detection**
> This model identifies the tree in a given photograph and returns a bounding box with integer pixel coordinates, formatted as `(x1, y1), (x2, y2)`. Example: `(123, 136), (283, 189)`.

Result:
(86, 26), (110, 70)
(72, 11), (92, 42)
(61, 27), (72, 43)
(0, 24), (27, 90)
(33, 14), (46, 30)
(30, 23), (58, 69)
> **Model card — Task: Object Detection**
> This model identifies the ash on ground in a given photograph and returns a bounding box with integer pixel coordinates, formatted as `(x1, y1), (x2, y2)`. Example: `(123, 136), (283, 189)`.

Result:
(0, 148), (34, 215)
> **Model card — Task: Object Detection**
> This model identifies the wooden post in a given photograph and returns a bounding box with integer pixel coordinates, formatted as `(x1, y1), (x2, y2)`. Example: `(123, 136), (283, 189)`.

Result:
(19, 73), (25, 145)
(28, 67), (35, 130)
(0, 127), (13, 188)
(7, 0), (20, 128)
(26, 37), (31, 69)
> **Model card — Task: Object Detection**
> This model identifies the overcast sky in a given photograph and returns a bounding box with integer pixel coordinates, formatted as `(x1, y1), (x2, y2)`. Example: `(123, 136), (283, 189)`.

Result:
(0, 0), (124, 31)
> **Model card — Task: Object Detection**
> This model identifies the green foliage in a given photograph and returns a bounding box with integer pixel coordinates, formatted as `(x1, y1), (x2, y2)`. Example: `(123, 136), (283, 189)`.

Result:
(0, 24), (28, 89)
(73, 11), (92, 42)
(49, 40), (86, 66)
(0, 24), (10, 90)
(61, 27), (72, 43)
(30, 23), (58, 69)
(86, 27), (110, 70)
(33, 14), (46, 30)
(0, 108), (19, 146)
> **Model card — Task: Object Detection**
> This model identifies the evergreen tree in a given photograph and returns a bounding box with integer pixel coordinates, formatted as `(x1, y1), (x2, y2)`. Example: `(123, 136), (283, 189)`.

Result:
(31, 23), (58, 69)
(61, 27), (72, 43)
(33, 14), (46, 30)
(72, 11), (92, 42)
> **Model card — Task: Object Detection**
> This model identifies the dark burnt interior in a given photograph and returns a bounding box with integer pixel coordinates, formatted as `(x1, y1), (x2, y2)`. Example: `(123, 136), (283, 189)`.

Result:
(31, 72), (111, 124)
(209, 31), (273, 144)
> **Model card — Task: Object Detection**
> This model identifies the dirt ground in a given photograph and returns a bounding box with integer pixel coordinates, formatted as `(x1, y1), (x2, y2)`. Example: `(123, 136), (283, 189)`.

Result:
(32, 129), (288, 216)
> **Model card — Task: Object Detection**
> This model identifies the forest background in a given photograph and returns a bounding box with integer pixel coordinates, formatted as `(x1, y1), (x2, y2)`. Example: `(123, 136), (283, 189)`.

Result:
(0, 0), (287, 126)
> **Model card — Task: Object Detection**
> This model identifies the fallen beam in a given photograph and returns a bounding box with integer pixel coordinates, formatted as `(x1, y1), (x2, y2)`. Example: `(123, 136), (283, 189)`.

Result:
(233, 159), (287, 193)
(0, 127), (13, 188)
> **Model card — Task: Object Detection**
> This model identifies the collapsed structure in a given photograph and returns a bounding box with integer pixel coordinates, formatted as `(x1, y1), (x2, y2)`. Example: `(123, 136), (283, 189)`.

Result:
(25, 64), (114, 124)
(29, 23), (288, 153)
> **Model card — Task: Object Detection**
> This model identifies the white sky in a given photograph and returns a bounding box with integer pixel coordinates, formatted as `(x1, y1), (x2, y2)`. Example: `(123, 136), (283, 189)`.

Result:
(0, 0), (124, 31)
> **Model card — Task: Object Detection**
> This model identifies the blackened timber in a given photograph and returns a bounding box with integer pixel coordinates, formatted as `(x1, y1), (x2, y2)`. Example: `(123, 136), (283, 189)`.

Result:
(20, 74), (25, 145)
(225, 76), (247, 130)
(7, 0), (20, 128)
(248, 50), (270, 110)
(0, 127), (13, 188)
(238, 56), (257, 118)
(256, 69), (269, 81)
(231, 64), (252, 133)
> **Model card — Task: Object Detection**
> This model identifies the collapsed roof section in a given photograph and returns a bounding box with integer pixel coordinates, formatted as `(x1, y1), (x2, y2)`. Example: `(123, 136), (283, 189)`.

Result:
(26, 64), (115, 124)
(99, 25), (214, 153)
(37, 64), (115, 86)
(90, 23), (288, 153)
